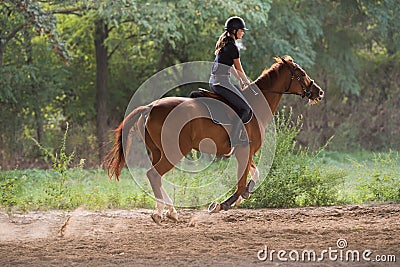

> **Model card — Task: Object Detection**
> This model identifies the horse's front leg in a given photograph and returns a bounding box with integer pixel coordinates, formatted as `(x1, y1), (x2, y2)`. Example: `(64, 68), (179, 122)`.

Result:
(209, 148), (251, 212)
(241, 159), (259, 199)
(234, 160), (259, 206)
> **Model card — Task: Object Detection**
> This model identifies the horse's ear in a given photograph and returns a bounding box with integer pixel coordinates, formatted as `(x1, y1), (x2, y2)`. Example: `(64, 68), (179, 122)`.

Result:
(284, 55), (293, 62)
(274, 56), (283, 63)
(274, 56), (293, 64)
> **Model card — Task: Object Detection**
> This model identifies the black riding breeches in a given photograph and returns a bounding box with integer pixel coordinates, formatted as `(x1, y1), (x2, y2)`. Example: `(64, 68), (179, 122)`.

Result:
(209, 75), (252, 123)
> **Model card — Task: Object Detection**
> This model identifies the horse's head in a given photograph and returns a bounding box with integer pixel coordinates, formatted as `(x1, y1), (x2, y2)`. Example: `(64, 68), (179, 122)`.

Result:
(277, 56), (324, 104)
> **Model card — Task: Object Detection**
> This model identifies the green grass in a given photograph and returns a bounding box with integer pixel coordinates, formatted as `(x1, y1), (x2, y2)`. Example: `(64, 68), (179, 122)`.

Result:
(1, 150), (399, 213)
(0, 168), (154, 213)
(318, 150), (400, 204)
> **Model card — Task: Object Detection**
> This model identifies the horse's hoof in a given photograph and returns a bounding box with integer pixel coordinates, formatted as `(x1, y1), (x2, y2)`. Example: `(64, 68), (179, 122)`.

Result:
(221, 202), (231, 211)
(208, 202), (221, 213)
(235, 196), (244, 206)
(166, 211), (178, 222)
(241, 190), (250, 199)
(151, 214), (163, 225)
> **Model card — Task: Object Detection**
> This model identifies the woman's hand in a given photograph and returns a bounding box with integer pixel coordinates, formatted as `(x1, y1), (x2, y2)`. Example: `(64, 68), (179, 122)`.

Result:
(233, 58), (251, 88)
(240, 79), (250, 90)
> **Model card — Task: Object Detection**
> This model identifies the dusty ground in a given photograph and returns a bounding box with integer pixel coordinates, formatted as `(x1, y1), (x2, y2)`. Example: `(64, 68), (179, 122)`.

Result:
(0, 204), (399, 266)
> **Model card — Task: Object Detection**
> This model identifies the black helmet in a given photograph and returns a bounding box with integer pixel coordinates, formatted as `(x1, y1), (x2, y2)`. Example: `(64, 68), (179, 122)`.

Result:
(224, 16), (248, 32)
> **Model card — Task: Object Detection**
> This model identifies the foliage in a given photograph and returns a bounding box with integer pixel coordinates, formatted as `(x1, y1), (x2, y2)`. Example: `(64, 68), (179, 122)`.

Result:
(1, 0), (399, 168)
(1, 0), (400, 214)
(0, 173), (18, 214)
(249, 0), (323, 71)
(243, 108), (346, 208)
(0, 0), (70, 66)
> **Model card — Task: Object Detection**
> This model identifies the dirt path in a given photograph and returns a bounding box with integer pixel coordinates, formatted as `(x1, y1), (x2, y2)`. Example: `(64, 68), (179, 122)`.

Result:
(0, 204), (399, 266)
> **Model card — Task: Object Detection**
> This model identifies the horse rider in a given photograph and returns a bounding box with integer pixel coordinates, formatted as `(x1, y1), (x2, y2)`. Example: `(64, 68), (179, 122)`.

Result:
(209, 16), (252, 147)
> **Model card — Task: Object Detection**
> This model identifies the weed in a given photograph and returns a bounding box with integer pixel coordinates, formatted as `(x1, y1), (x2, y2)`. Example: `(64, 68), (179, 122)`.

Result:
(30, 122), (85, 209)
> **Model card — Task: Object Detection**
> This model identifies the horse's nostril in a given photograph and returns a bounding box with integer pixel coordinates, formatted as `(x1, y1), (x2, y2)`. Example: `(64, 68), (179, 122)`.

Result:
(319, 90), (324, 97)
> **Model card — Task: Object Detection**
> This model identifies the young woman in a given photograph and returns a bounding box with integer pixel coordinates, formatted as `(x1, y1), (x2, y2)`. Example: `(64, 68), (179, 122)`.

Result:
(209, 16), (252, 146)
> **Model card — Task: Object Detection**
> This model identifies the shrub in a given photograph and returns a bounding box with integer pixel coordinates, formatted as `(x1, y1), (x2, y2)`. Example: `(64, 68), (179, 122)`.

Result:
(243, 107), (344, 208)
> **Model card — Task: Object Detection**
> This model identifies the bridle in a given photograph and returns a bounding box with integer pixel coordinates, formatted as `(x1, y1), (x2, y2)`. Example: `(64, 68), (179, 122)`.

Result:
(265, 57), (314, 99)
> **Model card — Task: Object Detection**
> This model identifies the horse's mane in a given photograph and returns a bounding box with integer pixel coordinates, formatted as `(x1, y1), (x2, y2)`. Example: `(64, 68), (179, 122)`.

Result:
(254, 55), (293, 90)
(262, 55), (293, 76)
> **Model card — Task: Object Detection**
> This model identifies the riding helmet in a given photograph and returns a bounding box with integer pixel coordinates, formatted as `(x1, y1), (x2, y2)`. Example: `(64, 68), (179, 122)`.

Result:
(224, 16), (248, 32)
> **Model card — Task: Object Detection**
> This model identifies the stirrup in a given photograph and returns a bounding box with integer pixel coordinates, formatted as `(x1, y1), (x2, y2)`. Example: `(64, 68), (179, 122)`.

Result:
(231, 128), (250, 146)
(231, 139), (250, 147)
(224, 140), (251, 157)
(230, 138), (250, 147)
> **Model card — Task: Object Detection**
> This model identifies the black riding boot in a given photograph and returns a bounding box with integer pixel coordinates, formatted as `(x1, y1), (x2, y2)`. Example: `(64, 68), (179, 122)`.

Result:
(230, 122), (249, 147)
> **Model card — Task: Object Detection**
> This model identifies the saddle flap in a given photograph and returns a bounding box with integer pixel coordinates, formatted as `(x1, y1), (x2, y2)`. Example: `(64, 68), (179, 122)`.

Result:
(190, 88), (241, 125)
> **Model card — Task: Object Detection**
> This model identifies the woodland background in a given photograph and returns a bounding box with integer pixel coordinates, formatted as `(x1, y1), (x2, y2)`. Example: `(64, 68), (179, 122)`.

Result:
(1, 0), (399, 169)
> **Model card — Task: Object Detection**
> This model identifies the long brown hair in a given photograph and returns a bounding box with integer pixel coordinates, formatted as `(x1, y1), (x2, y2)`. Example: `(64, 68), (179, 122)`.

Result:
(214, 31), (232, 55)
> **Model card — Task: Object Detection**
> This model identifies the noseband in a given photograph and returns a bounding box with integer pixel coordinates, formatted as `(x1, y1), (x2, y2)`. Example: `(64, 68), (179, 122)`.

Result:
(266, 57), (314, 98)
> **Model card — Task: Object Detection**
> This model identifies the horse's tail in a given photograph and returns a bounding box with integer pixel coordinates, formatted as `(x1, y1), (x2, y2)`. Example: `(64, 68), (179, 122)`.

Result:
(104, 105), (151, 180)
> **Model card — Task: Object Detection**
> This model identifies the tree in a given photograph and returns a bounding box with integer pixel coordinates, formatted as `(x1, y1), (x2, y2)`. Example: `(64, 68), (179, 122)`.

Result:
(0, 0), (69, 98)
(52, 0), (273, 163)
(2, 0), (399, 168)
(280, 0), (400, 149)
(0, 0), (71, 167)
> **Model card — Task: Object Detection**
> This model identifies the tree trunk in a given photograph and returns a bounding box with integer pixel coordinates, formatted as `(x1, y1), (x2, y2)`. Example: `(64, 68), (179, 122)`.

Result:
(94, 21), (109, 164)
(25, 30), (44, 143)
(0, 45), (4, 66)
(320, 71), (330, 146)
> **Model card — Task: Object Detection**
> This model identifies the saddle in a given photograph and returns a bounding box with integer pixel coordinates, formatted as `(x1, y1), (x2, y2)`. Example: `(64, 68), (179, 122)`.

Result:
(189, 88), (251, 125)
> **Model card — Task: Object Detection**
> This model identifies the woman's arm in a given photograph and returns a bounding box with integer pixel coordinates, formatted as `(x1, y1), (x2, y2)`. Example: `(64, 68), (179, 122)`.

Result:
(230, 66), (241, 82)
(233, 58), (251, 88)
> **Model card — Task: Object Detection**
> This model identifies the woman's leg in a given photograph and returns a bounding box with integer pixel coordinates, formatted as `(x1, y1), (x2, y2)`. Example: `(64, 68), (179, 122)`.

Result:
(210, 80), (251, 146)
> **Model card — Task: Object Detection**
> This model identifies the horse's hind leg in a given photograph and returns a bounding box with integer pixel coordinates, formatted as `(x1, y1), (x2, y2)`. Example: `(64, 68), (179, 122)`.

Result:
(161, 187), (178, 222)
(147, 161), (169, 224)
(145, 130), (161, 166)
(147, 154), (180, 224)
(145, 131), (170, 223)
(145, 121), (191, 223)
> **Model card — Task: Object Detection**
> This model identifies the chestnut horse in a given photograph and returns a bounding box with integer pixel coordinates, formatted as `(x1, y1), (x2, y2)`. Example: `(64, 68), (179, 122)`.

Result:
(105, 56), (324, 224)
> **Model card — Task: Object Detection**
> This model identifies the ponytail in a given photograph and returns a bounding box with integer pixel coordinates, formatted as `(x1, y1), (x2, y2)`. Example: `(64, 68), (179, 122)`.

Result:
(214, 31), (230, 55)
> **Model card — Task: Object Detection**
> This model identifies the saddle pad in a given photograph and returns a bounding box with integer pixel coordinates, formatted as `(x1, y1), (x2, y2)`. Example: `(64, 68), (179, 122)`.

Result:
(196, 98), (234, 125)
(190, 89), (252, 125)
